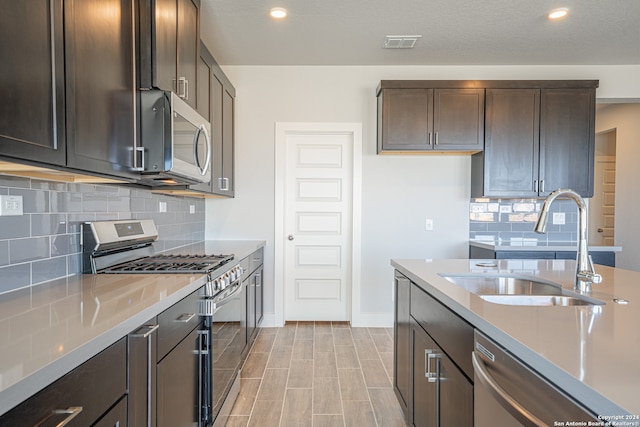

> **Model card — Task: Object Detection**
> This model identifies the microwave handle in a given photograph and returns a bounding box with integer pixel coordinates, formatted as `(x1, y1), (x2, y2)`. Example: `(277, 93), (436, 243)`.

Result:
(193, 124), (211, 176)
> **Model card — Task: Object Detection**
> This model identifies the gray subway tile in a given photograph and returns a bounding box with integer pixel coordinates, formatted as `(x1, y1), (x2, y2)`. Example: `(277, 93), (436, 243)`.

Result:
(51, 234), (80, 257)
(9, 188), (50, 213)
(0, 216), (31, 239)
(9, 237), (50, 263)
(0, 264), (30, 293)
(0, 241), (8, 266)
(32, 257), (67, 284)
(0, 176), (30, 188)
(32, 214), (67, 236)
(82, 193), (109, 212)
(51, 192), (83, 212)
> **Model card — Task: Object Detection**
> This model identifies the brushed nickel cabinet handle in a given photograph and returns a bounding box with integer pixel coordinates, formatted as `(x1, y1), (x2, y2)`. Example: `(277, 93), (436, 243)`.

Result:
(176, 313), (196, 323)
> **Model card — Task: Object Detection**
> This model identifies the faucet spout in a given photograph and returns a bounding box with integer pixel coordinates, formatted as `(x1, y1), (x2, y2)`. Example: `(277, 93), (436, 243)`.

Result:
(534, 188), (602, 293)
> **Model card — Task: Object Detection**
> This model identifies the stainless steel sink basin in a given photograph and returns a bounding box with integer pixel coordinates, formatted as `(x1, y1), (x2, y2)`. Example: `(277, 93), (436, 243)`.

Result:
(439, 274), (604, 306)
(479, 295), (595, 306)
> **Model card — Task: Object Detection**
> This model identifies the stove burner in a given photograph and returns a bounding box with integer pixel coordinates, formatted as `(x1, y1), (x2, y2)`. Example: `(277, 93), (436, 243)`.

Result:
(102, 253), (234, 274)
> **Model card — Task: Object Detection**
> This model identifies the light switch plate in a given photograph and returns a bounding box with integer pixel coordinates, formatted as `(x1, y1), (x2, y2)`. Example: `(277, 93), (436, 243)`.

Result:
(189, 205), (195, 214)
(159, 201), (167, 213)
(0, 195), (23, 216)
(425, 219), (434, 231)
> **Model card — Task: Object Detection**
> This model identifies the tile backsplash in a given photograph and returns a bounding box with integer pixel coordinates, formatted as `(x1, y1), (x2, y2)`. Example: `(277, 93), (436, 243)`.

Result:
(469, 198), (580, 243)
(0, 175), (205, 294)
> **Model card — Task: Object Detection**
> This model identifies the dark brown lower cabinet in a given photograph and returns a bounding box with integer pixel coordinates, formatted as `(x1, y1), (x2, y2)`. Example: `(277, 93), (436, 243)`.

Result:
(394, 271), (474, 426)
(411, 318), (473, 427)
(0, 338), (127, 426)
(394, 271), (411, 420)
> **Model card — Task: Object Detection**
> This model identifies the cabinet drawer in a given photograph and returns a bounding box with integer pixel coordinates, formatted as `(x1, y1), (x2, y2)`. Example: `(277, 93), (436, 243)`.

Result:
(0, 338), (127, 426)
(410, 283), (474, 380)
(158, 289), (202, 360)
(94, 395), (127, 427)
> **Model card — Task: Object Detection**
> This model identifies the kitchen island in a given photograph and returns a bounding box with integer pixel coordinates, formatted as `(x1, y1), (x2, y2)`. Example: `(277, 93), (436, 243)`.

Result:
(392, 258), (640, 420)
(0, 240), (264, 418)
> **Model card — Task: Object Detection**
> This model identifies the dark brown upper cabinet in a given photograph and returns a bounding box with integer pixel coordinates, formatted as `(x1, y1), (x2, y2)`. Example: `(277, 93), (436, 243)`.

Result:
(139, 0), (201, 110)
(0, 1), (66, 166)
(472, 83), (597, 198)
(1, 0), (139, 182)
(187, 42), (235, 197)
(64, 0), (138, 179)
(377, 82), (484, 153)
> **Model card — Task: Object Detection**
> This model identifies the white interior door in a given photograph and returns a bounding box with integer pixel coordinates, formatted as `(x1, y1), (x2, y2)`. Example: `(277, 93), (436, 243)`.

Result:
(282, 129), (354, 321)
(590, 156), (616, 245)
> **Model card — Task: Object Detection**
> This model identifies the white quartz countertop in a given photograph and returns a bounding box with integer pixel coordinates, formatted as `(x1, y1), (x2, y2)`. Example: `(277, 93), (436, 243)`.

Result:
(470, 239), (622, 252)
(0, 240), (265, 416)
(391, 258), (639, 418)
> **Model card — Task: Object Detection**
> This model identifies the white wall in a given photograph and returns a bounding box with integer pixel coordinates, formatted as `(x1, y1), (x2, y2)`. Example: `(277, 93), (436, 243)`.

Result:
(205, 65), (640, 326)
(595, 103), (640, 271)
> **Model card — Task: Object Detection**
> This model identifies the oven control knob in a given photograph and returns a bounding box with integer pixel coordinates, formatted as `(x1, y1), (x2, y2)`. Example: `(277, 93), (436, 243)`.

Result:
(229, 269), (237, 281)
(213, 278), (220, 291)
(236, 266), (244, 277)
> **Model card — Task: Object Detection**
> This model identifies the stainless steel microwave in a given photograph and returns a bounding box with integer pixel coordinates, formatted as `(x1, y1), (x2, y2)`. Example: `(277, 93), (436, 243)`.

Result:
(138, 90), (211, 185)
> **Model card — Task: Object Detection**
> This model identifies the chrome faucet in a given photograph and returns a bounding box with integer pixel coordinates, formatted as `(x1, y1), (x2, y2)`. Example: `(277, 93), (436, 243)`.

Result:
(534, 188), (602, 293)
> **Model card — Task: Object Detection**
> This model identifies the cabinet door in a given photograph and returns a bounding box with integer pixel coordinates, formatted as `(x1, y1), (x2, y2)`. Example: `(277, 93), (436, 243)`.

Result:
(481, 89), (540, 197)
(157, 325), (204, 427)
(0, 1), (66, 166)
(379, 89), (433, 151)
(394, 272), (411, 420)
(151, 0), (177, 92)
(177, 0), (199, 109)
(439, 351), (473, 427)
(210, 75), (225, 194)
(412, 319), (438, 427)
(539, 88), (595, 197)
(256, 266), (264, 326)
(190, 52), (214, 193)
(246, 272), (257, 340)
(221, 87), (235, 195)
(64, 0), (137, 179)
(433, 88), (484, 150)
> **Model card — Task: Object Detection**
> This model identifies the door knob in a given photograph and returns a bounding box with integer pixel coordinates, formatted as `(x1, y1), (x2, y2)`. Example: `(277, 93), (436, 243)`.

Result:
(288, 235), (295, 241)
(597, 228), (604, 233)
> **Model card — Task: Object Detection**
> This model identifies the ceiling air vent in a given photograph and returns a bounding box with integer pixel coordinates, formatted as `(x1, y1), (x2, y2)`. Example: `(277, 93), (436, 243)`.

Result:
(384, 35), (422, 49)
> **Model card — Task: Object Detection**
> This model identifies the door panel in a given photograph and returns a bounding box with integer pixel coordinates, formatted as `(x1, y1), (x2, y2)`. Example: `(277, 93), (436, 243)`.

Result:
(285, 131), (353, 321)
(412, 320), (438, 427)
(539, 88), (595, 197)
(433, 88), (484, 150)
(0, 0), (66, 165)
(483, 89), (540, 197)
(177, 0), (198, 108)
(64, 0), (136, 178)
(381, 89), (433, 150)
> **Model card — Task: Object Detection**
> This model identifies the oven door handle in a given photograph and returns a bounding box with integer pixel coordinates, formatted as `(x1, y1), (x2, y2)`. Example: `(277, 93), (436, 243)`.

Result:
(216, 282), (244, 308)
(472, 351), (546, 427)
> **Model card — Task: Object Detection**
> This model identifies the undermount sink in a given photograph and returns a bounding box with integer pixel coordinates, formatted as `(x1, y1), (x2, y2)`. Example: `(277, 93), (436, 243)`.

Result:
(479, 294), (595, 306)
(439, 274), (604, 306)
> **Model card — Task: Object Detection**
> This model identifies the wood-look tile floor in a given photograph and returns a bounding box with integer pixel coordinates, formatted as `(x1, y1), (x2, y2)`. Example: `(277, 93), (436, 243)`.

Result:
(227, 321), (407, 427)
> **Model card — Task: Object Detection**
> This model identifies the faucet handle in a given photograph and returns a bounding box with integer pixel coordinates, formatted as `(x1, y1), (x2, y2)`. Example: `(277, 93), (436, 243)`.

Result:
(578, 255), (602, 284)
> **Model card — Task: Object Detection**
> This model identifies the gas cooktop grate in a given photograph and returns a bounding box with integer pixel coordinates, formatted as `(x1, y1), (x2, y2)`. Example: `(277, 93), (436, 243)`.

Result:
(101, 254), (234, 274)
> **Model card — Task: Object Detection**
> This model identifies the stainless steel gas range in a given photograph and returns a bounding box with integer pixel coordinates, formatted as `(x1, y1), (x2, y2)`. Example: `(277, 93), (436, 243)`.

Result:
(82, 219), (245, 427)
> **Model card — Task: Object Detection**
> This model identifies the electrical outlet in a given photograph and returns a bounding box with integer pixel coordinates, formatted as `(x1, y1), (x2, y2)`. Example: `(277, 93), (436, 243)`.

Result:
(425, 219), (434, 231)
(0, 195), (23, 216)
(189, 205), (195, 214)
(159, 201), (167, 213)
(552, 212), (566, 225)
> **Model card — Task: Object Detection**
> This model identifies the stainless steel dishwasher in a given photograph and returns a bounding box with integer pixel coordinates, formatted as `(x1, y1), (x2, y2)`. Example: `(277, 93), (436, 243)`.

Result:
(473, 330), (598, 426)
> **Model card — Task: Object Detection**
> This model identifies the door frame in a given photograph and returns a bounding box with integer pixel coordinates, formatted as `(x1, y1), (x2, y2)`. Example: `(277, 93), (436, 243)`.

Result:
(274, 122), (362, 327)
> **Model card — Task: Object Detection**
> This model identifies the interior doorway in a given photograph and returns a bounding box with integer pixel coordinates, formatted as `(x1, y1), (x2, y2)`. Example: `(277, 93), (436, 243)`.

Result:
(589, 129), (616, 245)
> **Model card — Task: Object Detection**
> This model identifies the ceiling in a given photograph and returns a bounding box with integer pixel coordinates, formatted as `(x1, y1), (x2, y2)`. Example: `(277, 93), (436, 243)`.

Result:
(199, 0), (640, 66)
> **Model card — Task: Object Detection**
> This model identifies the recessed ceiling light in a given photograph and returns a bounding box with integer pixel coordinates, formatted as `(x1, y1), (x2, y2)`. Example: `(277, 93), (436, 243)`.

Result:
(547, 8), (569, 20)
(270, 7), (287, 19)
